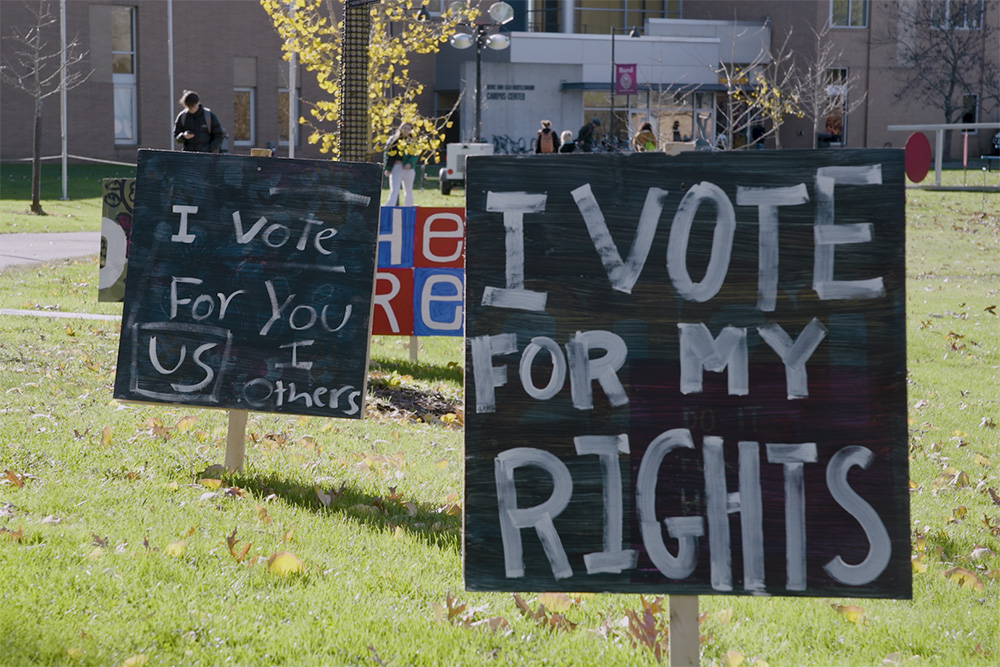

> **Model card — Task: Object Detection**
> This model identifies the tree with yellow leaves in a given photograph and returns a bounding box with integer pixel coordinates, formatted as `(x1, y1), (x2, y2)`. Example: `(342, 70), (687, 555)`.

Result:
(260, 0), (479, 161)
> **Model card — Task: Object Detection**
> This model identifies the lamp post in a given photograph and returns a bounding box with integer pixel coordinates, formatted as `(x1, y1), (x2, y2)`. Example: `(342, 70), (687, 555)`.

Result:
(450, 1), (514, 142)
(610, 25), (641, 150)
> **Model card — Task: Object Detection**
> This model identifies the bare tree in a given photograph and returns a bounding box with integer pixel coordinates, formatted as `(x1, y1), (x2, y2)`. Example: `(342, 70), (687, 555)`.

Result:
(877, 0), (999, 156)
(713, 23), (800, 150)
(793, 22), (867, 149)
(0, 0), (90, 215)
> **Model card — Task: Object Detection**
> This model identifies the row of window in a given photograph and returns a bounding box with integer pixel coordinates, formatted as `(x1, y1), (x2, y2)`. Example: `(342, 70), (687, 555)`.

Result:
(832, 0), (985, 29)
(109, 6), (298, 149)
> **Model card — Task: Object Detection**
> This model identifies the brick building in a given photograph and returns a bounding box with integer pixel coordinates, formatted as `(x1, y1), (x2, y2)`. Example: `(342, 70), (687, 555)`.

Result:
(1, 0), (996, 166)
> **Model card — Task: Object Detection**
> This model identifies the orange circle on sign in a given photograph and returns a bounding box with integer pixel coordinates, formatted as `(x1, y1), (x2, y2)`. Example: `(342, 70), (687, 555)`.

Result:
(905, 132), (932, 183)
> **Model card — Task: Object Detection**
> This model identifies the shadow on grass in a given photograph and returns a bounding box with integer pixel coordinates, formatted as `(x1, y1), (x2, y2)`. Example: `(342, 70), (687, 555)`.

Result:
(227, 471), (461, 551)
(368, 356), (463, 387)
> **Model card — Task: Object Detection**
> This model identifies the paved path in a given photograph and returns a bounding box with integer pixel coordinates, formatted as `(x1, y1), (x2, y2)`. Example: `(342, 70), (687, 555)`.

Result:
(0, 232), (101, 271)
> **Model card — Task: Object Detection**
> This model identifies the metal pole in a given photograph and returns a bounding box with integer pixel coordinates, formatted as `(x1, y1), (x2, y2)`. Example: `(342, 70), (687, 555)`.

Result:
(610, 27), (615, 148)
(168, 0), (175, 149)
(287, 0), (296, 158)
(475, 30), (482, 142)
(60, 0), (67, 200)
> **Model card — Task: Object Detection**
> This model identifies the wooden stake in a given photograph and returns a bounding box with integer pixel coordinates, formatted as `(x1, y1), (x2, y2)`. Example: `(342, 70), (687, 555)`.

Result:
(224, 409), (248, 472)
(669, 595), (699, 667)
(409, 335), (419, 363)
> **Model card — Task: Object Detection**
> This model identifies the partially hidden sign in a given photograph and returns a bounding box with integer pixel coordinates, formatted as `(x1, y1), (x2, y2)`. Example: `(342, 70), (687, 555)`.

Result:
(98, 177), (134, 302)
(373, 206), (465, 336)
(463, 150), (910, 599)
(113, 150), (382, 418)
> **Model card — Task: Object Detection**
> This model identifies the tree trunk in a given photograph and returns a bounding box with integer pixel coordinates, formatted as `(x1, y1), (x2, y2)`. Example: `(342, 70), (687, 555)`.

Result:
(31, 98), (44, 215)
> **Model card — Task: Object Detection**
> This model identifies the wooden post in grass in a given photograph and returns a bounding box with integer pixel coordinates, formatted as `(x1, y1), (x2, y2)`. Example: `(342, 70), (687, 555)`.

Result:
(224, 410), (248, 472)
(409, 335), (419, 362)
(669, 595), (699, 666)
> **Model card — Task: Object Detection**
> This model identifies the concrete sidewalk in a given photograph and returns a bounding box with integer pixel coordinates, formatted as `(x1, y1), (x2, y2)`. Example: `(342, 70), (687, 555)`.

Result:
(0, 232), (101, 271)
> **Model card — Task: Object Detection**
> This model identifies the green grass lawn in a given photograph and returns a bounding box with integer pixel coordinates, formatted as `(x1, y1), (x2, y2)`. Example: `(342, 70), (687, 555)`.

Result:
(0, 164), (998, 666)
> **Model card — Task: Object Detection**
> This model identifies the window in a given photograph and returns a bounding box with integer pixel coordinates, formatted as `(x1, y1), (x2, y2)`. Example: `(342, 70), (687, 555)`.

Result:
(961, 94), (979, 127)
(112, 7), (136, 144)
(831, 0), (868, 27)
(278, 88), (299, 146)
(825, 68), (849, 144)
(931, 0), (984, 29)
(233, 88), (255, 147)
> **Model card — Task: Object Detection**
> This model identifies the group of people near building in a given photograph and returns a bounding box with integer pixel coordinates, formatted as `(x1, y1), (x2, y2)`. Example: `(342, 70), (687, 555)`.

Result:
(535, 118), (662, 154)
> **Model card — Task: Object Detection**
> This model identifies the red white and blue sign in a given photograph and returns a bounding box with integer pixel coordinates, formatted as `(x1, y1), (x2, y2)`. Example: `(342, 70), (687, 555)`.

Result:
(373, 207), (465, 336)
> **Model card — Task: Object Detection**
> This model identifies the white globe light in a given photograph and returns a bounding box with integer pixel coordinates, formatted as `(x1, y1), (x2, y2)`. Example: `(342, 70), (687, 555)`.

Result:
(488, 1), (514, 25)
(486, 34), (510, 51)
(450, 32), (474, 50)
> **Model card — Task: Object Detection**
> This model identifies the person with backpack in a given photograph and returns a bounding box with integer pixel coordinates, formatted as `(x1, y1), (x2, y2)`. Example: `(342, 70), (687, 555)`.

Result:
(174, 90), (226, 153)
(535, 119), (560, 154)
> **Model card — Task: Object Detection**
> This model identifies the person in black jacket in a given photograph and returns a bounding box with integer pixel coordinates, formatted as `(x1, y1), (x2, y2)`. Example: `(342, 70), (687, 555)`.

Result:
(173, 90), (226, 153)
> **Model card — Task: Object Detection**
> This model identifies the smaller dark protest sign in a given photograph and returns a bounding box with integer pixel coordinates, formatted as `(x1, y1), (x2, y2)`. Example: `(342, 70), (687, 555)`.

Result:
(113, 150), (381, 418)
(463, 150), (910, 599)
(99, 177), (135, 302)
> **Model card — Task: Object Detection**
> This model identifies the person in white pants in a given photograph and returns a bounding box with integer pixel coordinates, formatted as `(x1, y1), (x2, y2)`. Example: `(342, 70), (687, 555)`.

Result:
(384, 122), (416, 207)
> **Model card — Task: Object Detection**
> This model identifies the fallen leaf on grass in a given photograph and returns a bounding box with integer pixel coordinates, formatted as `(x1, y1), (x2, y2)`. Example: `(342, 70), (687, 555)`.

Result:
(432, 591), (467, 624)
(537, 592), (574, 613)
(65, 647), (83, 660)
(100, 426), (112, 446)
(257, 506), (273, 525)
(721, 651), (745, 667)
(2, 470), (24, 489)
(266, 551), (303, 576)
(163, 540), (186, 558)
(175, 415), (197, 432)
(121, 654), (147, 667)
(831, 603), (865, 624)
(943, 567), (984, 591)
(282, 526), (295, 543)
(969, 545), (994, 561)
(911, 554), (927, 573)
(225, 529), (252, 563)
(2, 526), (24, 542)
(198, 478), (222, 489)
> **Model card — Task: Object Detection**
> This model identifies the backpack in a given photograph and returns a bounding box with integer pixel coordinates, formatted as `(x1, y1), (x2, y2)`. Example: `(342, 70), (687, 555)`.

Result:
(539, 130), (554, 154)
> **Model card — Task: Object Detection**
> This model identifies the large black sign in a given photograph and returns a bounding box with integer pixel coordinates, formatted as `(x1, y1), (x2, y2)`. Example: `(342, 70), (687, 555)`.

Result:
(114, 151), (381, 418)
(463, 150), (910, 598)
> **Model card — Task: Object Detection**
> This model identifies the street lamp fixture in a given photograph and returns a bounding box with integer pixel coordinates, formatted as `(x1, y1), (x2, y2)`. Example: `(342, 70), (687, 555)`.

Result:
(449, 1), (514, 142)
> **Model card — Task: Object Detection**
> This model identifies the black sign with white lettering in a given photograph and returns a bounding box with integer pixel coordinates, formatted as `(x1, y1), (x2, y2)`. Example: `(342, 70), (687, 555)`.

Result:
(463, 150), (910, 598)
(113, 150), (381, 418)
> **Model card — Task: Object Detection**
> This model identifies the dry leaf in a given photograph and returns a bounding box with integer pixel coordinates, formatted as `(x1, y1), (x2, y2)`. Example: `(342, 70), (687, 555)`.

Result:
(943, 567), (984, 590)
(100, 426), (113, 446)
(65, 647), (83, 659)
(225, 529), (252, 562)
(175, 415), (197, 432)
(282, 526), (295, 543)
(121, 654), (148, 667)
(266, 551), (304, 576)
(257, 505), (273, 525)
(537, 592), (574, 613)
(164, 540), (186, 558)
(3, 470), (24, 489)
(199, 478), (222, 489)
(714, 608), (735, 625)
(831, 603), (865, 623)
(722, 651), (745, 667)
